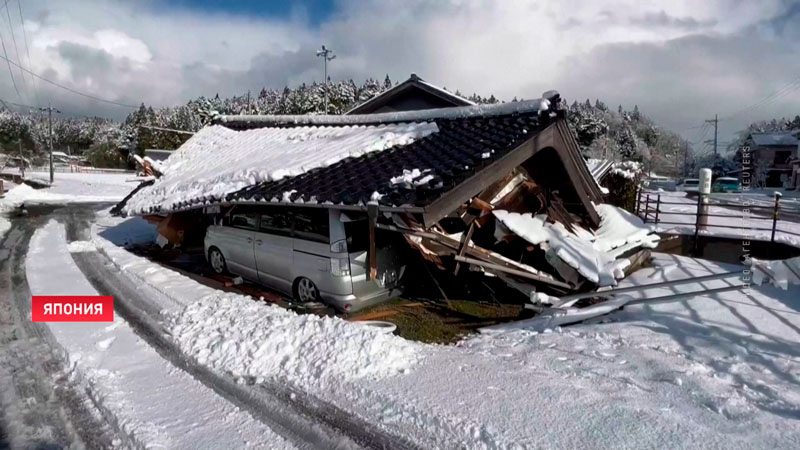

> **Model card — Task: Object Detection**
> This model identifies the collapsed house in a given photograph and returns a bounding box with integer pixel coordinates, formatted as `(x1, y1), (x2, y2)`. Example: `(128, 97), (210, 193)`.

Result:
(118, 92), (659, 309)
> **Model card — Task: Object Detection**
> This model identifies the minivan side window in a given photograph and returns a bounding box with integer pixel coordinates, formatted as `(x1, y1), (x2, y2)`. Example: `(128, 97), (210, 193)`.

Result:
(230, 212), (258, 230)
(293, 208), (330, 243)
(259, 207), (293, 237)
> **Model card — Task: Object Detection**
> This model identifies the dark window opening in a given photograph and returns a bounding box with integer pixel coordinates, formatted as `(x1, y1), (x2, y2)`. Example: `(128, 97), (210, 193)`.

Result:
(344, 220), (369, 252)
(774, 151), (791, 165)
(292, 208), (330, 243)
(229, 212), (257, 231)
(259, 206), (293, 237)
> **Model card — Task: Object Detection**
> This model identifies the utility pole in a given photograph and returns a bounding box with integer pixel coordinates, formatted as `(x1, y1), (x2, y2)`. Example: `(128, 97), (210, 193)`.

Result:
(39, 103), (60, 183)
(18, 140), (24, 178)
(316, 45), (336, 114)
(705, 114), (718, 157)
(683, 141), (689, 178)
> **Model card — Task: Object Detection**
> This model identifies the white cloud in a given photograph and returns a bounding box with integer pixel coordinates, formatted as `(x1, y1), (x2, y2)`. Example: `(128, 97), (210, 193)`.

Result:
(0, 0), (797, 144)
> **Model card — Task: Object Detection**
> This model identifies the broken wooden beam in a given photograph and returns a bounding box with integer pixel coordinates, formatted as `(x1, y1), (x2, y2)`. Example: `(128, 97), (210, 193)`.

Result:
(454, 255), (573, 289)
(453, 222), (476, 275)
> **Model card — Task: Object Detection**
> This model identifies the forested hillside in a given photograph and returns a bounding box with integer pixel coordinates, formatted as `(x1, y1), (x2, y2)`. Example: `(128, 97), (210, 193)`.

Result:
(566, 99), (688, 177)
(0, 76), (500, 168)
(2, 76), (694, 175)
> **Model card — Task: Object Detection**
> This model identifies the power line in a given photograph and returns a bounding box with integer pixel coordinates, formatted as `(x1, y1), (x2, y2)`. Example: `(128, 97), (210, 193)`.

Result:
(3, 0), (27, 103)
(0, 96), (115, 119)
(0, 7), (20, 101)
(16, 0), (37, 105)
(0, 52), (138, 108)
(720, 76), (800, 122)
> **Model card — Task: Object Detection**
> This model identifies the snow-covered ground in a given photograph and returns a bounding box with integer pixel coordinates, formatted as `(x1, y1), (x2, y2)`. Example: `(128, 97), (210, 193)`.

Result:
(91, 212), (800, 449)
(25, 221), (294, 449)
(0, 171), (135, 212)
(4, 172), (800, 448)
(643, 190), (800, 248)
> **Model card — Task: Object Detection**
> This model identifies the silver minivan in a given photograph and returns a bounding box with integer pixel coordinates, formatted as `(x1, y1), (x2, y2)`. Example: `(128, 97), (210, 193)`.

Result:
(204, 205), (404, 312)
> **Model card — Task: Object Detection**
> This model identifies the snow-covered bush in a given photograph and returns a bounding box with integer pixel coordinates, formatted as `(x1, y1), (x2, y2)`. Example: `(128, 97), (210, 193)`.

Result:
(602, 161), (644, 213)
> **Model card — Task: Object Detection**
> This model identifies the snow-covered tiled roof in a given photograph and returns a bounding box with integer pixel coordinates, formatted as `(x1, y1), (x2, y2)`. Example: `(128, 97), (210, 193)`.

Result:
(344, 74), (475, 115)
(124, 94), (565, 216)
(749, 132), (799, 147)
(123, 122), (439, 215)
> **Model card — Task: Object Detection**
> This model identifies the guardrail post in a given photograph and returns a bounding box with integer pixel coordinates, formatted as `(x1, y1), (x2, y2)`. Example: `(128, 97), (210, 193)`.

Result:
(643, 194), (650, 222)
(771, 192), (781, 244)
(655, 194), (661, 225)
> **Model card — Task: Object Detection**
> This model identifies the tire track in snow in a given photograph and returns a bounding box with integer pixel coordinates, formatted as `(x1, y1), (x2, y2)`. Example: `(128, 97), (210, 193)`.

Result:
(68, 215), (419, 450)
(0, 206), (116, 449)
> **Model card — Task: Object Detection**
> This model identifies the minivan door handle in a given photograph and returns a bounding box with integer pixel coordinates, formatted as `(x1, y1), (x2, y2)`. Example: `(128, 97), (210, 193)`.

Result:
(255, 239), (263, 245)
(246, 237), (253, 243)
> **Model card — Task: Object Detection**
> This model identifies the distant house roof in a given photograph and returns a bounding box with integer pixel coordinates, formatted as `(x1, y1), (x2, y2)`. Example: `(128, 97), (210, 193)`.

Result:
(345, 73), (476, 115)
(144, 149), (174, 162)
(748, 132), (799, 147)
(123, 94), (604, 227)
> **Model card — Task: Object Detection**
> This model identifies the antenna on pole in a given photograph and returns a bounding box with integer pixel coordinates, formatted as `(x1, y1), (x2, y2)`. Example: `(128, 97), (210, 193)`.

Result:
(316, 45), (335, 114)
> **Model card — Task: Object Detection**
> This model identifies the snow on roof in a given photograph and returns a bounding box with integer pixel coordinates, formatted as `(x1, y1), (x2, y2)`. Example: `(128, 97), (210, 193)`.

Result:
(344, 74), (476, 115)
(749, 132), (799, 147)
(123, 122), (439, 215)
(493, 204), (658, 286)
(586, 158), (613, 181)
(217, 97), (550, 128)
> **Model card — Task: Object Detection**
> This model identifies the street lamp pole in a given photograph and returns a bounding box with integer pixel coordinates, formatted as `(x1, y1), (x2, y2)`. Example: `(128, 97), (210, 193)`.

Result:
(316, 45), (336, 114)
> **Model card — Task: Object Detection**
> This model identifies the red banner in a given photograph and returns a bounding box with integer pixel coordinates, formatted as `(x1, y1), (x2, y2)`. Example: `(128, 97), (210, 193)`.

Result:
(31, 296), (114, 322)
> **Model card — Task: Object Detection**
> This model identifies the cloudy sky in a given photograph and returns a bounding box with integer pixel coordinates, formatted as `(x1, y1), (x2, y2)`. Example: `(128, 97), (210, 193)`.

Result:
(2, 0), (799, 150)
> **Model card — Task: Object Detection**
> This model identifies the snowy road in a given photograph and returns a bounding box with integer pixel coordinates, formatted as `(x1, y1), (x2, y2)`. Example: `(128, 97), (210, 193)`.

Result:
(0, 205), (117, 448)
(0, 204), (415, 449)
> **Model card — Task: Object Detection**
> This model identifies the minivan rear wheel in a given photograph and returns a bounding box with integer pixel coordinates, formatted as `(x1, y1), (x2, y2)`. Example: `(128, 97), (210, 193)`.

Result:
(208, 247), (227, 274)
(295, 277), (320, 303)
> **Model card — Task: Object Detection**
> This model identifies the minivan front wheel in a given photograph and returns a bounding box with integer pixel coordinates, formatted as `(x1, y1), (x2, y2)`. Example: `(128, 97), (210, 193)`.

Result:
(294, 277), (320, 303)
(208, 247), (227, 274)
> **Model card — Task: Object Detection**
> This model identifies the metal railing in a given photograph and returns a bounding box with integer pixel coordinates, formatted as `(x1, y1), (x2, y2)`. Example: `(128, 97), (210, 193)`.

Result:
(635, 190), (800, 245)
(25, 166), (136, 175)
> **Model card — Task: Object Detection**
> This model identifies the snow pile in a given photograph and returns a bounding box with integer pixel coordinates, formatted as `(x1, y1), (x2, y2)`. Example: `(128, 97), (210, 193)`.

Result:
(0, 216), (10, 239)
(0, 178), (128, 213)
(67, 240), (97, 252)
(749, 256), (800, 290)
(593, 204), (660, 256)
(124, 122), (438, 214)
(167, 296), (420, 387)
(609, 160), (642, 179)
(493, 204), (658, 286)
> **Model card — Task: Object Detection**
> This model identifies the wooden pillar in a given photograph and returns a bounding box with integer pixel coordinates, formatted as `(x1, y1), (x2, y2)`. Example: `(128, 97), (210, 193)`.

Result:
(367, 201), (379, 280)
